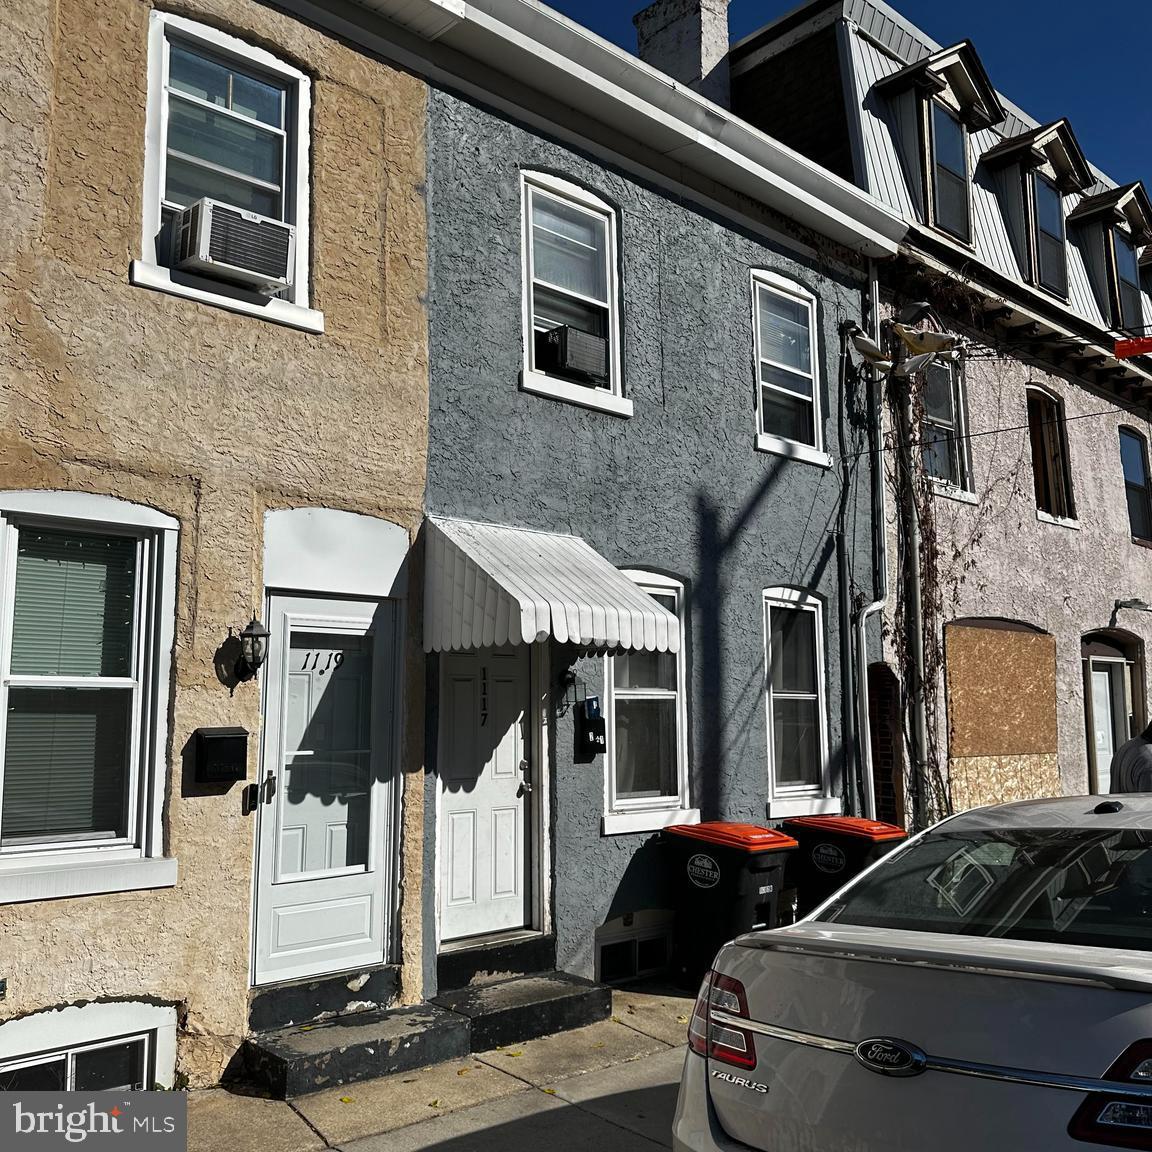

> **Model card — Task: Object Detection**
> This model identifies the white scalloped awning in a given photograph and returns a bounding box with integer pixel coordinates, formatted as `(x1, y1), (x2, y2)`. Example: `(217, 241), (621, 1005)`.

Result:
(424, 516), (681, 654)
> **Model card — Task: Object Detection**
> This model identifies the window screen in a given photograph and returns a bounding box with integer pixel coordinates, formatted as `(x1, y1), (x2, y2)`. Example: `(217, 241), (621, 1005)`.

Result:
(165, 41), (290, 220)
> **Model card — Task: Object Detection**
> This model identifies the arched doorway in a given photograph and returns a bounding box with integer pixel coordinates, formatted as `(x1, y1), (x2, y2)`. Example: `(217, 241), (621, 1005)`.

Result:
(1082, 631), (1144, 794)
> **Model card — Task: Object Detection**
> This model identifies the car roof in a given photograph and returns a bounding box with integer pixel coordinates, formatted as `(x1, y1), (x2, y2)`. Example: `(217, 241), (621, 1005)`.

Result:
(944, 794), (1152, 833)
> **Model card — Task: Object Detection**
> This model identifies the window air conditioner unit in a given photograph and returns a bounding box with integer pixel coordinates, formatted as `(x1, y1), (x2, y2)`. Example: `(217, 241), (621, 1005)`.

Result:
(173, 198), (295, 296)
(541, 325), (609, 384)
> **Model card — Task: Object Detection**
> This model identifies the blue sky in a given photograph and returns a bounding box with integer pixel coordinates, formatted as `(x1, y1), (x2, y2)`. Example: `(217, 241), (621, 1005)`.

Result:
(547, 0), (1151, 191)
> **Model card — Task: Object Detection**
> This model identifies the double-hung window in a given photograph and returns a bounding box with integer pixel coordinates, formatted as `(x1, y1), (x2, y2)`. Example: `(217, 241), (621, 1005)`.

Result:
(522, 173), (626, 416)
(1114, 231), (1144, 334)
(1120, 428), (1152, 541)
(135, 13), (318, 330)
(1027, 387), (1075, 522)
(753, 272), (825, 464)
(0, 493), (177, 902)
(930, 103), (971, 243)
(921, 358), (972, 491)
(603, 574), (692, 834)
(763, 589), (833, 816)
(1032, 175), (1068, 296)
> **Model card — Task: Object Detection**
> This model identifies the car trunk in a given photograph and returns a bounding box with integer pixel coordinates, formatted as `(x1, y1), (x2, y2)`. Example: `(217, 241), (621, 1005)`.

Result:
(706, 924), (1152, 1152)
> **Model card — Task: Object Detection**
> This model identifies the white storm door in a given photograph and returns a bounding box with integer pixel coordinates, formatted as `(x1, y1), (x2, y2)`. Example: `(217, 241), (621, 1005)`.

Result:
(439, 647), (530, 943)
(254, 595), (397, 984)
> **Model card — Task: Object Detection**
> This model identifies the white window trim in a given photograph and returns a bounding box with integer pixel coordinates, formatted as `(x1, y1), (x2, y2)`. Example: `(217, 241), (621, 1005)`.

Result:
(1036, 509), (1080, 530)
(0, 492), (178, 904)
(133, 11), (322, 333)
(763, 587), (833, 817)
(751, 269), (823, 456)
(0, 1001), (178, 1090)
(602, 571), (690, 834)
(929, 478), (978, 505)
(520, 171), (627, 416)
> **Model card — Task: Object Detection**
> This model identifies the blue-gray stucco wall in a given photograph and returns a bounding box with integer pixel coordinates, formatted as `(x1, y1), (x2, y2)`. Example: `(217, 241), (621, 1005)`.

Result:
(423, 84), (877, 983)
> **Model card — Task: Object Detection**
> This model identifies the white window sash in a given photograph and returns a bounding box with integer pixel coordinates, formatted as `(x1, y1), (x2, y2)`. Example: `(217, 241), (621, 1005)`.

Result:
(604, 575), (688, 818)
(763, 590), (830, 803)
(752, 273), (821, 451)
(0, 494), (178, 884)
(0, 1032), (153, 1092)
(521, 172), (623, 402)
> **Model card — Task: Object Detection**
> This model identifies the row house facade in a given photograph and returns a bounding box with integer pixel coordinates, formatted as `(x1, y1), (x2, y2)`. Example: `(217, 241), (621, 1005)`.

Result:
(0, 0), (905, 1095)
(694, 0), (1152, 826)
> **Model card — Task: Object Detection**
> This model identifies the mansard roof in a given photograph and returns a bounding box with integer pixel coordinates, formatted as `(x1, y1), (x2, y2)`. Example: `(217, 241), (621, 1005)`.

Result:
(873, 40), (1006, 130)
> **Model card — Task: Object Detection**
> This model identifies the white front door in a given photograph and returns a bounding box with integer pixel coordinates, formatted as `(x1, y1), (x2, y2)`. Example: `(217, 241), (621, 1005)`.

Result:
(1090, 662), (1129, 795)
(253, 595), (398, 984)
(439, 647), (531, 943)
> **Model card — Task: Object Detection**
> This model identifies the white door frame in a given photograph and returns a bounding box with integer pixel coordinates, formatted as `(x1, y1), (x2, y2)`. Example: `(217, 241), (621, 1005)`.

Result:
(251, 592), (401, 985)
(435, 642), (551, 951)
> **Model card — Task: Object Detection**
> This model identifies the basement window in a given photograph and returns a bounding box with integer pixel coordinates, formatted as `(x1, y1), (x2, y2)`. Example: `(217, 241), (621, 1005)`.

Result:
(930, 104), (971, 243)
(521, 172), (627, 417)
(0, 1034), (152, 1092)
(1027, 387), (1075, 521)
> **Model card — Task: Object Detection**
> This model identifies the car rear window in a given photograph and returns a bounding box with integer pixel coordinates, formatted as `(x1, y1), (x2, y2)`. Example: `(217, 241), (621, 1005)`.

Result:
(816, 827), (1152, 950)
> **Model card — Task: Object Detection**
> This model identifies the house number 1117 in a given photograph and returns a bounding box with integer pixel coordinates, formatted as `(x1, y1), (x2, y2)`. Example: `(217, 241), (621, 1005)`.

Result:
(300, 651), (345, 674)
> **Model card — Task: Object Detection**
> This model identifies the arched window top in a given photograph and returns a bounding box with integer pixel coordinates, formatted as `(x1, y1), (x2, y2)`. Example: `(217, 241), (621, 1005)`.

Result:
(1025, 382), (1063, 405)
(0, 490), (178, 532)
(1083, 629), (1141, 660)
(947, 617), (1048, 635)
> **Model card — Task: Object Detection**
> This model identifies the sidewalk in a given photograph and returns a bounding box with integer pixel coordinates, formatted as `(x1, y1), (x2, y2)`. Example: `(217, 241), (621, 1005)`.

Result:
(189, 985), (692, 1152)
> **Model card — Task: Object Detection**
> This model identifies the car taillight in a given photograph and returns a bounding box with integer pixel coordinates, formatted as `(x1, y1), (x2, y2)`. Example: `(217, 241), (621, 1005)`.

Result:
(1070, 1040), (1152, 1148)
(686, 970), (757, 1070)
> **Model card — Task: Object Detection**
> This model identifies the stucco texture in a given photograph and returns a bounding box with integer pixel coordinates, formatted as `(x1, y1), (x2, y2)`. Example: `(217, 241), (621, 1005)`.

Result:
(0, 0), (428, 1086)
(882, 323), (1152, 808)
(424, 87), (875, 980)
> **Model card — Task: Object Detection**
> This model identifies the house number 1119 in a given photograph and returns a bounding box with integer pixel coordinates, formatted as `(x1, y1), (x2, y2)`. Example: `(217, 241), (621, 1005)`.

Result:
(300, 651), (345, 674)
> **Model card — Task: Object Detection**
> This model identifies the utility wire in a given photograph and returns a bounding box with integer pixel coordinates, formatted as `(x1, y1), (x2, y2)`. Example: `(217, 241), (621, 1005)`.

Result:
(824, 396), (1152, 467)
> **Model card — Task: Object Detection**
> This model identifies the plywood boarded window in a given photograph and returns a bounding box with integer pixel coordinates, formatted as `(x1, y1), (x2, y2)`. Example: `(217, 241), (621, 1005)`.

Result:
(944, 620), (1060, 811)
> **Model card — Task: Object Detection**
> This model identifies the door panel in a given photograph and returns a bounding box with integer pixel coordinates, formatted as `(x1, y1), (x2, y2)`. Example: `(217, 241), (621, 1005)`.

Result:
(439, 648), (530, 942)
(254, 596), (397, 985)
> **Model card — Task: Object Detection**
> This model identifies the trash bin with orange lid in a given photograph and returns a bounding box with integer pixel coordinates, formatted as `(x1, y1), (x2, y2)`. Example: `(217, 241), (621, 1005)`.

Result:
(663, 822), (798, 987)
(781, 815), (907, 916)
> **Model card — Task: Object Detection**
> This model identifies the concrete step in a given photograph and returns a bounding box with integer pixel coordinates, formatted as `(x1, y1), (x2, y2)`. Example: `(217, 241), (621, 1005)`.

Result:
(430, 971), (611, 1052)
(248, 964), (401, 1033)
(437, 933), (557, 992)
(242, 1002), (470, 1099)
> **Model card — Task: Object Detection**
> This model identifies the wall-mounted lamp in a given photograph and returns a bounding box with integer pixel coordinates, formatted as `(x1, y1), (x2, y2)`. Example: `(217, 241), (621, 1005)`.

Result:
(236, 616), (270, 682)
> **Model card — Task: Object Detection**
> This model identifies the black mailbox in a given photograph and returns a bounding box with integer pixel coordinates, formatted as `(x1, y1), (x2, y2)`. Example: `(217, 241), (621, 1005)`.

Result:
(194, 727), (249, 785)
(577, 696), (607, 757)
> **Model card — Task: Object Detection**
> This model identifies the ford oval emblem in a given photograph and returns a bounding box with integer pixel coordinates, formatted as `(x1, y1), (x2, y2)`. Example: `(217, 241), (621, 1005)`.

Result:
(853, 1037), (927, 1078)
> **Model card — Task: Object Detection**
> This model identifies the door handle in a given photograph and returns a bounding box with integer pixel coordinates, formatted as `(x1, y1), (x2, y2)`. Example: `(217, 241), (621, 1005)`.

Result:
(262, 770), (277, 805)
(517, 759), (531, 798)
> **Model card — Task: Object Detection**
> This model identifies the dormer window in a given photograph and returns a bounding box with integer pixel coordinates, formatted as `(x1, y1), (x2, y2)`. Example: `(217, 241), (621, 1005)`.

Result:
(1114, 231), (1143, 333)
(931, 104), (970, 242)
(1033, 175), (1067, 296)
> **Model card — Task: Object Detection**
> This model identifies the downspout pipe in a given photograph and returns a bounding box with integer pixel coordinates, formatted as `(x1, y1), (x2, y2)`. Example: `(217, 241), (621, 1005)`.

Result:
(854, 259), (886, 819)
(836, 327), (856, 816)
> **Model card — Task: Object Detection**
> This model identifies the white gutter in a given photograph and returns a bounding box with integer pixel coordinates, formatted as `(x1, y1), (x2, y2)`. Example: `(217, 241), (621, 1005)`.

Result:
(345, 0), (908, 257)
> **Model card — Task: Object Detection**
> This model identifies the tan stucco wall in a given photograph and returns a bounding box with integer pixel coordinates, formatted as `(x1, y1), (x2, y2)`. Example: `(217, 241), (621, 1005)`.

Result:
(0, 0), (429, 1086)
(882, 326), (1152, 812)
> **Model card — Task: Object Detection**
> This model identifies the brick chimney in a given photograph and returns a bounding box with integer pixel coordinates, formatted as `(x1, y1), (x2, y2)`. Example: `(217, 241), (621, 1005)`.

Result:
(633, 0), (731, 107)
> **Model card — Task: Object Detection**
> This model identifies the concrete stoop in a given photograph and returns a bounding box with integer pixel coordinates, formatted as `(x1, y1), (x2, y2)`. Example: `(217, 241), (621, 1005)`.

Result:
(242, 971), (611, 1099)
